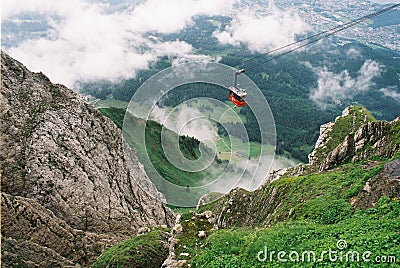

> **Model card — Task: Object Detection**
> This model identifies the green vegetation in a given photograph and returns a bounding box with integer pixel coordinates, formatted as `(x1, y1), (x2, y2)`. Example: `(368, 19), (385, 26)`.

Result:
(205, 160), (384, 227)
(173, 155), (399, 267)
(98, 107), (126, 128)
(191, 198), (400, 267)
(391, 119), (400, 145)
(92, 228), (170, 268)
(175, 212), (216, 261)
(96, 104), (399, 267)
(273, 164), (381, 224)
(93, 155), (399, 267)
(143, 119), (223, 187)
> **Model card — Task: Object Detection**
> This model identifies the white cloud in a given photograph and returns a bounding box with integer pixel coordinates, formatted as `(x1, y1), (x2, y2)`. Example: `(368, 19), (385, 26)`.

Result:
(148, 40), (193, 57)
(2, 0), (308, 87)
(213, 5), (308, 52)
(149, 104), (216, 142)
(127, 0), (234, 34)
(380, 87), (400, 102)
(2, 0), (234, 87)
(308, 60), (384, 109)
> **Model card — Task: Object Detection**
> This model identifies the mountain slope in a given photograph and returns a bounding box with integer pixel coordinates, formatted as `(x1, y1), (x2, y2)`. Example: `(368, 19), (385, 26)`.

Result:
(0, 52), (175, 267)
(165, 107), (400, 266)
(208, 106), (399, 228)
(189, 200), (399, 267)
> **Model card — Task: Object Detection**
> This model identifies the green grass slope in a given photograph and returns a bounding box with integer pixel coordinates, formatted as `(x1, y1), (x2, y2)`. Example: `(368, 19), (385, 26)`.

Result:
(173, 155), (399, 267)
(92, 228), (170, 268)
(191, 198), (399, 267)
(209, 162), (383, 227)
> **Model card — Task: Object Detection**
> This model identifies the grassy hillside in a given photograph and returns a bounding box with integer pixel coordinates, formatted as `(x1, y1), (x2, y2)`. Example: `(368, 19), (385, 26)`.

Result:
(144, 119), (225, 188)
(99, 106), (125, 128)
(173, 155), (399, 267)
(92, 228), (170, 268)
(208, 162), (382, 227)
(191, 199), (399, 267)
(172, 111), (400, 266)
(93, 158), (399, 267)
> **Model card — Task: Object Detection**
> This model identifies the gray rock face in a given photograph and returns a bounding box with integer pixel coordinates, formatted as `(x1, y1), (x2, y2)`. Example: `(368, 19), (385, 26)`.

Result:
(350, 159), (400, 209)
(308, 106), (399, 171)
(308, 121), (334, 164)
(321, 133), (356, 170)
(0, 52), (174, 266)
(321, 119), (398, 170)
(1, 192), (116, 267)
(2, 236), (78, 268)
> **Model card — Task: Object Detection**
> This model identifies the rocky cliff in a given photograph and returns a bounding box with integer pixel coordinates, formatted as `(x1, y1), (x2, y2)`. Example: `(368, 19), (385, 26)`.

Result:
(0, 52), (175, 267)
(309, 105), (399, 170)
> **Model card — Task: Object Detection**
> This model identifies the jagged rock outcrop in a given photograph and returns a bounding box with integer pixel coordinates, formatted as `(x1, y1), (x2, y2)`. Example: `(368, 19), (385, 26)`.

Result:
(309, 106), (371, 166)
(321, 119), (398, 170)
(309, 106), (399, 171)
(0, 52), (175, 266)
(350, 158), (400, 209)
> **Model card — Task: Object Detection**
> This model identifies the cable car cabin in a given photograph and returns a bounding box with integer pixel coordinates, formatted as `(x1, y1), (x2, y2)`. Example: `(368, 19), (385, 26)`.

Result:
(229, 86), (247, 107)
(229, 69), (247, 107)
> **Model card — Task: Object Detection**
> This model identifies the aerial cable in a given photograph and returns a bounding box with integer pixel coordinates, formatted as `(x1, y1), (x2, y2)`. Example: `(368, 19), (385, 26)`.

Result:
(237, 3), (400, 71)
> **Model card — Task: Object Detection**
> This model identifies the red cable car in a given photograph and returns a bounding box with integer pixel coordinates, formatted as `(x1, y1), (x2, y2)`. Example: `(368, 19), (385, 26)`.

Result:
(229, 69), (247, 107)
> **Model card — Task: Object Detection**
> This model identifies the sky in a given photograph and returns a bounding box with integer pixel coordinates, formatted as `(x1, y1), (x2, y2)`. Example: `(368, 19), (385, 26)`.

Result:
(1, 0), (308, 87)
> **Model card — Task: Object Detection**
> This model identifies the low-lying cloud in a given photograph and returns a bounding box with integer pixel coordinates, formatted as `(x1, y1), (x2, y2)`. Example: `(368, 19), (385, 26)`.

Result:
(308, 60), (384, 109)
(213, 4), (308, 53)
(380, 87), (400, 102)
(149, 104), (217, 142)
